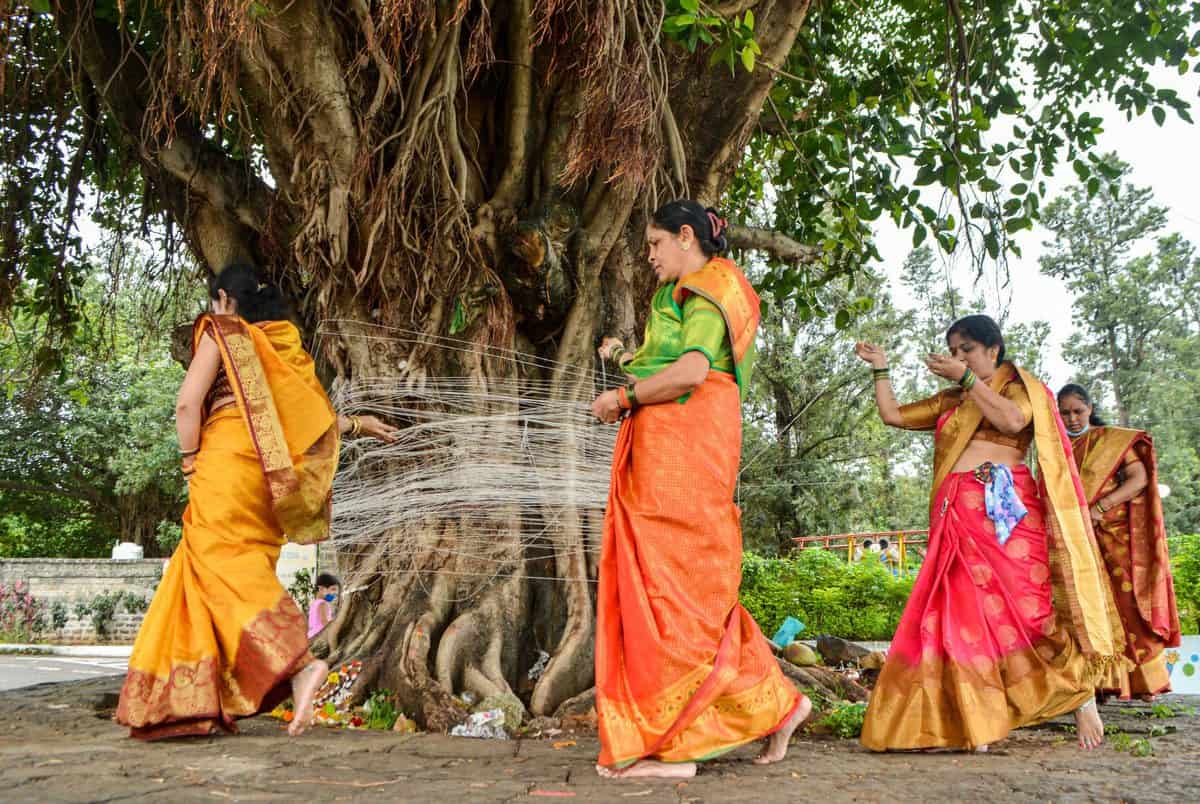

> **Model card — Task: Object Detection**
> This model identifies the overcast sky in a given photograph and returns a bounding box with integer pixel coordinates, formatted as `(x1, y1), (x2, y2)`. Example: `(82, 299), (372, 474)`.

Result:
(873, 66), (1200, 390)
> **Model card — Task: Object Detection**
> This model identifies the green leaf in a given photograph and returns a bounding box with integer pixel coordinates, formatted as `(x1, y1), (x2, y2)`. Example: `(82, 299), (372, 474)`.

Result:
(835, 309), (851, 330)
(741, 46), (756, 73)
(1152, 106), (1166, 126)
(744, 9), (755, 31)
(912, 226), (927, 248)
(680, 0), (700, 12)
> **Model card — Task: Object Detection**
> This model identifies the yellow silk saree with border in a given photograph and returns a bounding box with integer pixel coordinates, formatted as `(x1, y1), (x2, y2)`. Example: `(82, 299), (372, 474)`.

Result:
(116, 314), (338, 739)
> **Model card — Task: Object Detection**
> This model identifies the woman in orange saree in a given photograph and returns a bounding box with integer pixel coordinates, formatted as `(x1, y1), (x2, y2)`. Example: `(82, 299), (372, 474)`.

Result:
(1058, 384), (1181, 700)
(116, 264), (394, 740)
(856, 315), (1126, 753)
(589, 201), (807, 781)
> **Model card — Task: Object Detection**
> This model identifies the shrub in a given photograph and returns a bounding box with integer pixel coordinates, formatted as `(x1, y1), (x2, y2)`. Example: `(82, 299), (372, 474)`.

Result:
(740, 549), (914, 641)
(288, 568), (314, 612)
(0, 581), (46, 642)
(155, 521), (183, 554)
(1170, 534), (1200, 633)
(818, 702), (868, 738)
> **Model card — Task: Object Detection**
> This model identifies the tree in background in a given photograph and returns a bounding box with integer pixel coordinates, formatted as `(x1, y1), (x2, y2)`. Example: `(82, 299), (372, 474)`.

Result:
(1041, 156), (1200, 532)
(738, 271), (923, 552)
(2, 0), (1196, 725)
(0, 249), (197, 557)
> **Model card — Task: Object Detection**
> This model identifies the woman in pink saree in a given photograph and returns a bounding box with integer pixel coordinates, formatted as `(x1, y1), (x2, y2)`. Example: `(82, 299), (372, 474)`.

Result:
(856, 315), (1126, 752)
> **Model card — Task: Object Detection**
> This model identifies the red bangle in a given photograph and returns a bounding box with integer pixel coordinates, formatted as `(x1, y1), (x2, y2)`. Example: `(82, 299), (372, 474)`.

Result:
(616, 387), (631, 410)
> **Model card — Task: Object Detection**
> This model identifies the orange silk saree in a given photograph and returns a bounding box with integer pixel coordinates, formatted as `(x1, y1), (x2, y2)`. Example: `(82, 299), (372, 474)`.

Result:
(116, 314), (338, 739)
(1070, 427), (1180, 698)
(861, 364), (1126, 751)
(595, 260), (799, 768)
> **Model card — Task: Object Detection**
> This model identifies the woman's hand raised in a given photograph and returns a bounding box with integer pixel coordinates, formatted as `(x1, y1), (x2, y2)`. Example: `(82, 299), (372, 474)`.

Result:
(854, 342), (888, 369)
(924, 353), (967, 383)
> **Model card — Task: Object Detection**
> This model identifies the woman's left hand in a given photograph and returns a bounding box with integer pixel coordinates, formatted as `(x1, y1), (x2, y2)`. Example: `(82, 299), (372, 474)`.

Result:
(591, 389), (623, 424)
(925, 353), (967, 383)
(1089, 505), (1104, 523)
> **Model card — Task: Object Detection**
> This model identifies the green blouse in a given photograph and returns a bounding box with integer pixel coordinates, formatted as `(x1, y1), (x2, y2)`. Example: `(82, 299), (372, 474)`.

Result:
(622, 283), (752, 401)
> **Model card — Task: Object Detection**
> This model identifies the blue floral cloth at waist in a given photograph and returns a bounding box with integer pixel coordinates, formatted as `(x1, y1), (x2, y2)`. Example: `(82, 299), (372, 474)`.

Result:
(972, 462), (1028, 545)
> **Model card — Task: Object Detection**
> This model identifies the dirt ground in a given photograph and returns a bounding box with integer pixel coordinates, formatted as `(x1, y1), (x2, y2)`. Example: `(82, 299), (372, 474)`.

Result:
(0, 678), (1195, 803)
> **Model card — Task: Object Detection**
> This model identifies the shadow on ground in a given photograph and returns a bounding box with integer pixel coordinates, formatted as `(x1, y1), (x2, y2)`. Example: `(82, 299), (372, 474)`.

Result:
(0, 677), (1196, 802)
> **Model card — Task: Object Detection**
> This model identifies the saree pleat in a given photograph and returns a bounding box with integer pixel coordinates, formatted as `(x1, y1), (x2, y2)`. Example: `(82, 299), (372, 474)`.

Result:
(1071, 428), (1181, 698)
(116, 316), (337, 740)
(860, 468), (1092, 750)
(596, 372), (799, 767)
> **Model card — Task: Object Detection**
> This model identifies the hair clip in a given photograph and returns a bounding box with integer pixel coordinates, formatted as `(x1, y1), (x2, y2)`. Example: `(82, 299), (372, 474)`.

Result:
(706, 211), (728, 238)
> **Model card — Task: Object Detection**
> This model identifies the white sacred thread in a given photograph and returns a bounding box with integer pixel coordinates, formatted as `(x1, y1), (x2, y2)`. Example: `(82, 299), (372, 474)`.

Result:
(315, 321), (618, 599)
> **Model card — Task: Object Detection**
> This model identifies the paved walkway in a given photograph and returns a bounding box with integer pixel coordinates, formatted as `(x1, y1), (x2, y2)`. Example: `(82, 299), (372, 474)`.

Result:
(0, 677), (1197, 802)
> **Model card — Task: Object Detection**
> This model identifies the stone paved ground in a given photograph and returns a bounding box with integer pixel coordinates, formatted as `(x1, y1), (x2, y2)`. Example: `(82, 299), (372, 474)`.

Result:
(1, 677), (1197, 803)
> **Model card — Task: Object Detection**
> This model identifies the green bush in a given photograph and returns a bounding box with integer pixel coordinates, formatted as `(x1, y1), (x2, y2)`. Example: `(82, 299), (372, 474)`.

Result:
(1170, 534), (1200, 633)
(817, 702), (868, 739)
(740, 549), (914, 641)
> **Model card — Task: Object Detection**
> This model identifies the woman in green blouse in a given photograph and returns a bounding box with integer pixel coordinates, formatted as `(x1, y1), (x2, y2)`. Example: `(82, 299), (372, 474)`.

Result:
(589, 200), (808, 781)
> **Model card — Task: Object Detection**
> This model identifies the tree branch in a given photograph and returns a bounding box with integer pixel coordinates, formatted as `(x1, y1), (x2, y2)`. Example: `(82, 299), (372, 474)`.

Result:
(55, 2), (269, 270)
(712, 1), (761, 18)
(726, 224), (821, 264)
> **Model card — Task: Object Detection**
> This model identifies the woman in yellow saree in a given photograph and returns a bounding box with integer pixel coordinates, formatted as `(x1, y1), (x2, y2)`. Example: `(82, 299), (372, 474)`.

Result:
(589, 201), (807, 780)
(1058, 384), (1181, 700)
(855, 315), (1126, 753)
(116, 264), (394, 740)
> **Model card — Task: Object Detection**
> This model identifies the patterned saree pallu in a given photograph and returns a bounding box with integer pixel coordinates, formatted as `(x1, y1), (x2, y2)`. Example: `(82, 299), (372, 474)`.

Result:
(116, 315), (338, 739)
(1071, 427), (1181, 698)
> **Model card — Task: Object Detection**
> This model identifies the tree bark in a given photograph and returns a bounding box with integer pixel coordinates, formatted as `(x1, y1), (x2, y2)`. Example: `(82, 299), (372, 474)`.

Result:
(49, 0), (816, 728)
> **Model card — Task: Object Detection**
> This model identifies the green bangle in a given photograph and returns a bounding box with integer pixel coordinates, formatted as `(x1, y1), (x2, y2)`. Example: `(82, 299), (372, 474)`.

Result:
(625, 383), (640, 408)
(959, 367), (977, 391)
(871, 367), (891, 380)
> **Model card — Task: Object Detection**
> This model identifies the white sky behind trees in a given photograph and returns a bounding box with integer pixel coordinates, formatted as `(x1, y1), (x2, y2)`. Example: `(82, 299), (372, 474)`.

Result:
(875, 66), (1200, 390)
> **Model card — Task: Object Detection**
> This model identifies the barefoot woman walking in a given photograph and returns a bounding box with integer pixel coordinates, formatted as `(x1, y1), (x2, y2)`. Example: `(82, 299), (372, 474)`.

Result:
(116, 263), (392, 739)
(856, 316), (1126, 752)
(590, 201), (808, 780)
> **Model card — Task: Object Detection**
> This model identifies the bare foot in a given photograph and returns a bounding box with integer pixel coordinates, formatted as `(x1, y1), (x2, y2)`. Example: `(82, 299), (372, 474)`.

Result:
(1137, 694), (1159, 703)
(287, 659), (328, 737)
(753, 695), (812, 765)
(595, 761), (697, 779)
(973, 744), (989, 753)
(1074, 698), (1104, 750)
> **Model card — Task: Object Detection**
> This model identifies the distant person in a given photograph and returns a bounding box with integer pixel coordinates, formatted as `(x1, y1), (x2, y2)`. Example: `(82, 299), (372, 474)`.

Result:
(308, 573), (341, 639)
(855, 315), (1125, 752)
(1058, 383), (1181, 701)
(116, 263), (397, 740)
(590, 201), (807, 780)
